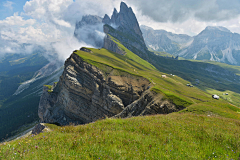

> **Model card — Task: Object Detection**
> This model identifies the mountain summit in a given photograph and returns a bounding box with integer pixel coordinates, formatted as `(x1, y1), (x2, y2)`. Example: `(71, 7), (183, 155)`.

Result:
(105, 2), (143, 39)
(141, 25), (193, 54)
(142, 25), (240, 65)
(103, 2), (149, 59)
(178, 26), (240, 64)
(203, 26), (231, 33)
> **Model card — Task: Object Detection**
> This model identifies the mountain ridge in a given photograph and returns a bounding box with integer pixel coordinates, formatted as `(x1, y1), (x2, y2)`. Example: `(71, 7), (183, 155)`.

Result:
(38, 2), (240, 126)
(142, 25), (240, 65)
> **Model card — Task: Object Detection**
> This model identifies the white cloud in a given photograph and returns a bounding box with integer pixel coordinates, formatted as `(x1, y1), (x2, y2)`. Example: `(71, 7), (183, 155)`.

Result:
(0, 13), (36, 27)
(0, 0), (120, 60)
(3, 1), (14, 10)
(23, 0), (73, 26)
(125, 0), (240, 23)
(51, 36), (93, 61)
(1, 0), (240, 60)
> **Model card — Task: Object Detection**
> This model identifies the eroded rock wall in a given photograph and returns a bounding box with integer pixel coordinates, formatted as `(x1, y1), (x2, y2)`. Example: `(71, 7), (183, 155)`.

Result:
(39, 52), (150, 125)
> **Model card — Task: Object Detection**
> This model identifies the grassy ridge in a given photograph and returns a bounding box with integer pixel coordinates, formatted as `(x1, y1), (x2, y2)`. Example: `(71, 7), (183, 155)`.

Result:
(74, 45), (240, 120)
(0, 113), (239, 159)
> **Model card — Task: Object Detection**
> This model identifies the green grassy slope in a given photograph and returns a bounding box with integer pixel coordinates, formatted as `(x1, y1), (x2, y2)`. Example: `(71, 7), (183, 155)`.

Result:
(150, 51), (240, 107)
(106, 24), (240, 108)
(0, 113), (239, 159)
(74, 44), (240, 120)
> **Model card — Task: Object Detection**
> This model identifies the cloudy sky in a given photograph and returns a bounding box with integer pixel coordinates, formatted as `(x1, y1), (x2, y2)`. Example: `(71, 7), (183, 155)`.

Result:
(1, 0), (240, 59)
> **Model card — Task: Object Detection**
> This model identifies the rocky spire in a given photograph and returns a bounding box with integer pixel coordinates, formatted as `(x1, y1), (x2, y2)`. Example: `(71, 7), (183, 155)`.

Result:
(120, 1), (128, 11)
(109, 2), (143, 39)
(110, 8), (118, 24)
(102, 14), (111, 24)
(103, 2), (148, 59)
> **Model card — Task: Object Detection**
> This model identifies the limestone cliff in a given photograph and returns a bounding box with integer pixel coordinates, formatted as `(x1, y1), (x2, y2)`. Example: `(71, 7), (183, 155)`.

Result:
(38, 49), (181, 125)
(39, 51), (151, 125)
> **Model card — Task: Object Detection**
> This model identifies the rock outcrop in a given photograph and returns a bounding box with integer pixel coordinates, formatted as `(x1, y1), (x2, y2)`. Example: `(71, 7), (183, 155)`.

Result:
(73, 2), (150, 60)
(38, 2), (182, 126)
(115, 90), (183, 118)
(32, 123), (46, 135)
(103, 35), (126, 55)
(103, 2), (149, 59)
(39, 51), (152, 125)
(38, 49), (183, 125)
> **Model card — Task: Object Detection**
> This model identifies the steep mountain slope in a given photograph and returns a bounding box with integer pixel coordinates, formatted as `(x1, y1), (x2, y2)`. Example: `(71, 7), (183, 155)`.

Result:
(0, 53), (63, 141)
(38, 45), (188, 125)
(0, 53), (48, 102)
(103, 2), (149, 60)
(3, 34), (240, 159)
(141, 25), (193, 54)
(101, 3), (240, 109)
(39, 39), (240, 125)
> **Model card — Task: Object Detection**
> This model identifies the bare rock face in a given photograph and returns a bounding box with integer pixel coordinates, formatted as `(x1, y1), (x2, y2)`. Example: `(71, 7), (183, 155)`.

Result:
(32, 123), (46, 135)
(102, 14), (111, 24)
(103, 2), (149, 60)
(114, 90), (183, 118)
(39, 52), (151, 125)
(103, 35), (126, 55)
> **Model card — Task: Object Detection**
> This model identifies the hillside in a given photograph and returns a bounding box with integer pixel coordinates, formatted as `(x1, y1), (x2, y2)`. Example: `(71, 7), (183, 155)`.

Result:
(0, 45), (240, 159)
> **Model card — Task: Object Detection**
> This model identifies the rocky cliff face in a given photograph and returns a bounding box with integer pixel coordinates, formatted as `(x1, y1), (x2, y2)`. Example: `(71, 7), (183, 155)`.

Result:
(103, 35), (126, 55)
(38, 51), (156, 125)
(38, 2), (182, 126)
(103, 2), (149, 59)
(38, 49), (181, 125)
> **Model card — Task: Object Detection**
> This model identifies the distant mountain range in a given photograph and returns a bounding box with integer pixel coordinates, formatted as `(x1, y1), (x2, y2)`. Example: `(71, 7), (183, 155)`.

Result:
(141, 25), (240, 65)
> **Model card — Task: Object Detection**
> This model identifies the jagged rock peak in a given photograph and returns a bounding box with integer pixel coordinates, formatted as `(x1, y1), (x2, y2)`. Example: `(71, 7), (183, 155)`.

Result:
(120, 2), (129, 12)
(110, 8), (118, 24)
(113, 8), (118, 15)
(109, 2), (143, 39)
(103, 14), (111, 24)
